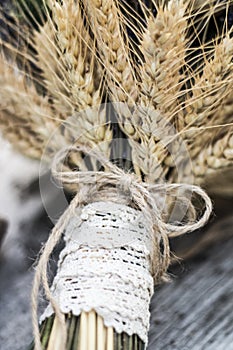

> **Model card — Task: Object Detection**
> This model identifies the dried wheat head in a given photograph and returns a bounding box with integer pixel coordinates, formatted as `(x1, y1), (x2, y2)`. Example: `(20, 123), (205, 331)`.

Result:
(0, 0), (232, 189)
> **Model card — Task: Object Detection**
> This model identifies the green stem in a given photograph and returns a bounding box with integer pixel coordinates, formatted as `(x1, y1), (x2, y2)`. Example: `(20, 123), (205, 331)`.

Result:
(28, 314), (145, 350)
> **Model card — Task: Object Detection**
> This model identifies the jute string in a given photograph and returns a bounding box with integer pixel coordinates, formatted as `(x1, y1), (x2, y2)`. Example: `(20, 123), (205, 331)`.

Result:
(31, 145), (212, 350)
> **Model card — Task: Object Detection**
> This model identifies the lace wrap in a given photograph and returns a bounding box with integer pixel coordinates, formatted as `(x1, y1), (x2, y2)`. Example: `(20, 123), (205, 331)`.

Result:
(41, 201), (155, 343)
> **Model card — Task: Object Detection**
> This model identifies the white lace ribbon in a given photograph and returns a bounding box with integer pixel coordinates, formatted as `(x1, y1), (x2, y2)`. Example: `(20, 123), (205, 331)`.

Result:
(41, 202), (154, 343)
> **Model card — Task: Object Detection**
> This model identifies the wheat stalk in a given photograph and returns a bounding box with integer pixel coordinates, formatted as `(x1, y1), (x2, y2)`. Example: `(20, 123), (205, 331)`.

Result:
(128, 0), (188, 181)
(84, 0), (139, 144)
(85, 0), (186, 181)
(129, 1), (233, 183)
(84, 0), (233, 183)
(1, 0), (231, 251)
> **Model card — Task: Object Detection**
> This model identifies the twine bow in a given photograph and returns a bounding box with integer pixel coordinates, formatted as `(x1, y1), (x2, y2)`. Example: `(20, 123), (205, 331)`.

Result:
(32, 145), (212, 350)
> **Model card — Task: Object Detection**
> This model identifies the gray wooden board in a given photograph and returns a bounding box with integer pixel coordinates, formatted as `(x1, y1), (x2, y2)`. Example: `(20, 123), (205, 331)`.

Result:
(149, 233), (233, 350)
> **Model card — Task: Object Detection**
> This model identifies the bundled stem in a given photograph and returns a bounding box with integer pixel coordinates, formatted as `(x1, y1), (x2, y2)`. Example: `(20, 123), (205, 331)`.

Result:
(28, 313), (145, 350)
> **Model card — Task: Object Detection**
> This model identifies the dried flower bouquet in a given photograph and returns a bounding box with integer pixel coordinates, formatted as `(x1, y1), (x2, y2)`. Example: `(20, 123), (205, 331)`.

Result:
(0, 0), (233, 349)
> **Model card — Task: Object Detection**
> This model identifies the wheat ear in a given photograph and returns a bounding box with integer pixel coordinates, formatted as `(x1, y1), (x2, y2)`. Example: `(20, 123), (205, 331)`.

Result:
(125, 0), (189, 181)
(184, 130), (233, 183)
(34, 0), (112, 168)
(180, 35), (233, 172)
(84, 0), (148, 177)
(0, 0), (112, 170)
(139, 0), (187, 122)
(184, 36), (233, 129)
(0, 56), (61, 158)
(86, 0), (138, 103)
(85, 0), (139, 134)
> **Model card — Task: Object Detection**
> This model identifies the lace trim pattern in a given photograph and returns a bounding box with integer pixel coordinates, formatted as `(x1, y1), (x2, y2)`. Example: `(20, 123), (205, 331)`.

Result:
(41, 202), (154, 343)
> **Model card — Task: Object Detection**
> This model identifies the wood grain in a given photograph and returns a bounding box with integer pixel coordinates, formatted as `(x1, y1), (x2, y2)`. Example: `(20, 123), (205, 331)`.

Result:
(149, 226), (233, 350)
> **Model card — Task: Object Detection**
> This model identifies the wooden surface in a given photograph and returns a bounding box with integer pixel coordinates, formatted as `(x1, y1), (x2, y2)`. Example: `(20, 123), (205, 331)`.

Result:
(0, 145), (233, 350)
(149, 223), (233, 350)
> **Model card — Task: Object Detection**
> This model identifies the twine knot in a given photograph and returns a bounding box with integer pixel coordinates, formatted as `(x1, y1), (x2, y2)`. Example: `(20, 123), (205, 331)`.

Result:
(119, 172), (135, 193)
(50, 145), (212, 276)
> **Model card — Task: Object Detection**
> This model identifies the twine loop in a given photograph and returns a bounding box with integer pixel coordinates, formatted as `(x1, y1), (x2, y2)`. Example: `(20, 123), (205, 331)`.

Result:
(32, 145), (213, 350)
(119, 172), (135, 193)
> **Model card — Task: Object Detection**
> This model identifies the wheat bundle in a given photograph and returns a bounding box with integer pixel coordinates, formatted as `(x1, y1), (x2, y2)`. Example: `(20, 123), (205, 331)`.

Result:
(0, 0), (233, 349)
